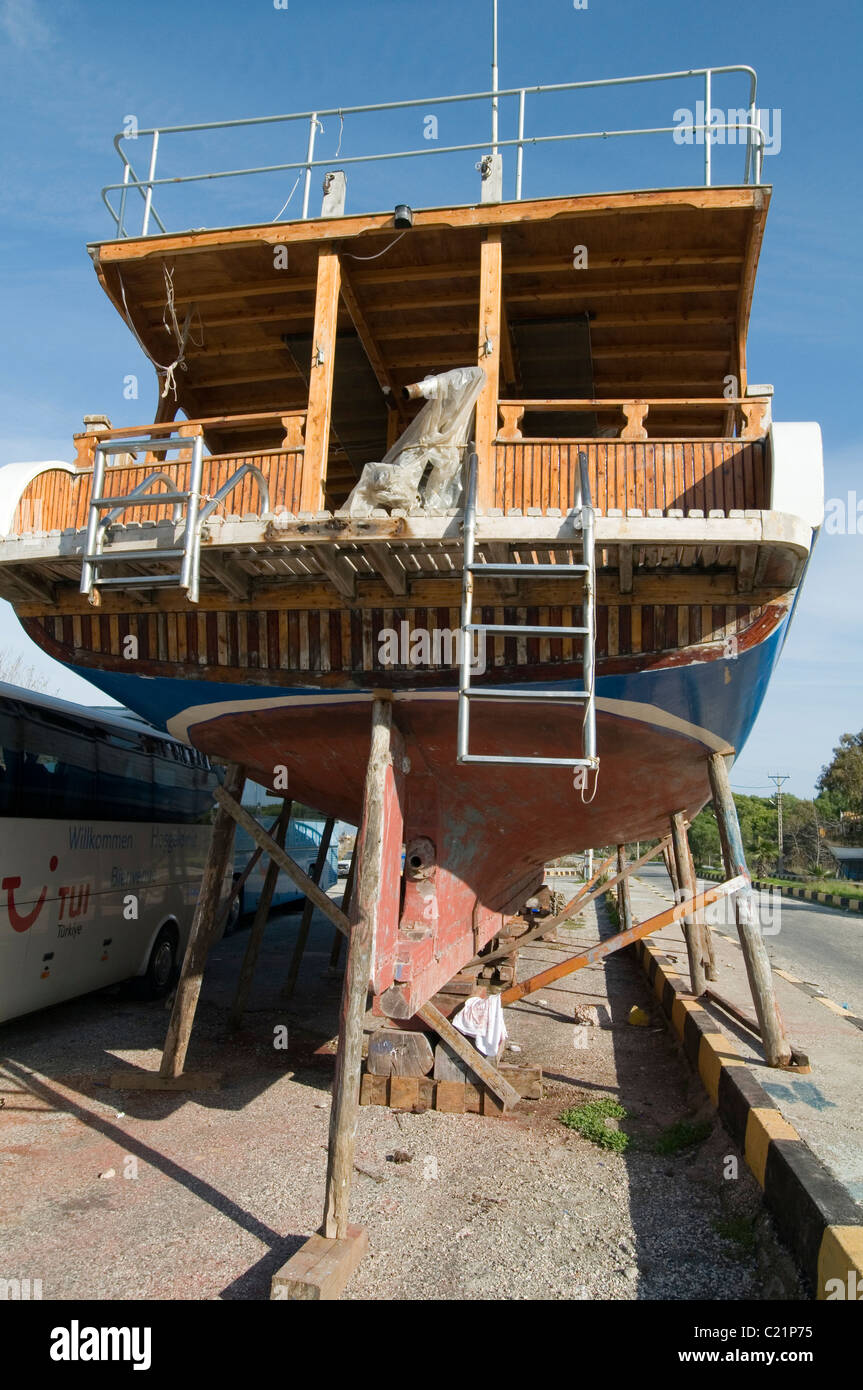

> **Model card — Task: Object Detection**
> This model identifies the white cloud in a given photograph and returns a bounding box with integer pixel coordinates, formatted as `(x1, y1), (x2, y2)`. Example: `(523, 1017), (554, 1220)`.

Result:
(0, 0), (52, 50)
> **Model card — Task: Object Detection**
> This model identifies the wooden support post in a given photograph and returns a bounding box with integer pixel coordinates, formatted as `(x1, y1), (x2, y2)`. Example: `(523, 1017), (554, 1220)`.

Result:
(707, 752), (792, 1068)
(685, 831), (717, 980)
(229, 800), (293, 1028)
(281, 816), (337, 1001)
(671, 812), (707, 997)
(301, 244), (341, 513)
(159, 763), (246, 1080)
(475, 229), (503, 512)
(616, 844), (632, 933)
(322, 699), (404, 1240)
(663, 844), (680, 896)
(501, 877), (745, 1007)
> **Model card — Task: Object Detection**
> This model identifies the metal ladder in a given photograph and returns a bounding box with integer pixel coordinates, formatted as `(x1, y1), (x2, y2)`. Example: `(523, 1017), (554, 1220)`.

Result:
(80, 432), (269, 605)
(456, 450), (598, 770)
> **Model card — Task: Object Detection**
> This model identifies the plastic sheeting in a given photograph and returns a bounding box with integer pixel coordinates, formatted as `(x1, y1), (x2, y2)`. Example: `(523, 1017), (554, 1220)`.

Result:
(344, 365), (486, 516)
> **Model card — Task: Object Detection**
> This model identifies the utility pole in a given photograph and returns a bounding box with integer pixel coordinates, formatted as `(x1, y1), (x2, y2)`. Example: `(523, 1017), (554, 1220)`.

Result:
(769, 774), (790, 874)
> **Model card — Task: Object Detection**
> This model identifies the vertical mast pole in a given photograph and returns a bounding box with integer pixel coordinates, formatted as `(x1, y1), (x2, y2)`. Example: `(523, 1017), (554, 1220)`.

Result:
(491, 0), (499, 158)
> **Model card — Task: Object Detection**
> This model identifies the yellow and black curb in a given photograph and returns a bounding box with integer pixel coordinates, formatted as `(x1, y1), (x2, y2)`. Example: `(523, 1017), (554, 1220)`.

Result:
(636, 937), (863, 1300)
(701, 868), (862, 914)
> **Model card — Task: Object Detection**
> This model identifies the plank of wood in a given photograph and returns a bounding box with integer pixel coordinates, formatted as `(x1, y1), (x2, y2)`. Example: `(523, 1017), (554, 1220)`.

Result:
(213, 788), (349, 935)
(417, 1001), (520, 1110)
(500, 877), (746, 1006)
(271, 1224), (368, 1301)
(707, 751), (792, 1067)
(323, 699), (404, 1239)
(159, 763), (246, 1079)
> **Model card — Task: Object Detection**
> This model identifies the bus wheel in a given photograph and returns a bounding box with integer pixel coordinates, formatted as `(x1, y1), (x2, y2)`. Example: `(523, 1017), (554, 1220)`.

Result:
(139, 925), (178, 999)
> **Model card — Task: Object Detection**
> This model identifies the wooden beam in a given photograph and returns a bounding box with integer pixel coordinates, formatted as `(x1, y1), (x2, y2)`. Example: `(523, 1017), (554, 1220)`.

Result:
(366, 544), (408, 597)
(617, 844), (633, 933)
(281, 817), (337, 1001)
(229, 799), (294, 1029)
(671, 810), (707, 996)
(501, 876), (746, 1006)
(309, 545), (358, 602)
(323, 698), (404, 1240)
(707, 751), (792, 1067)
(302, 245), (341, 513)
(417, 1001), (520, 1110)
(213, 787), (350, 935)
(339, 262), (409, 425)
(199, 554), (250, 601)
(475, 230), (503, 511)
(159, 762), (246, 1079)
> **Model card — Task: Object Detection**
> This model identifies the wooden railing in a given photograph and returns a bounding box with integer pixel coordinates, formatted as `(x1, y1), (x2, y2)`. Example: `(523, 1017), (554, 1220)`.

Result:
(493, 440), (768, 514)
(11, 412), (307, 534)
(9, 403), (772, 536)
(497, 397), (772, 442)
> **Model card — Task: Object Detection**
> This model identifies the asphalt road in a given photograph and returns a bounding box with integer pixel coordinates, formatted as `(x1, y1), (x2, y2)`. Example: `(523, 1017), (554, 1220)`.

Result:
(636, 862), (863, 1020)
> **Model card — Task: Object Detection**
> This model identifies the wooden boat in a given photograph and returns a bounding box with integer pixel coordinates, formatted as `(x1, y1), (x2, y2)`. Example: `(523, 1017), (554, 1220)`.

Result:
(0, 69), (822, 1024)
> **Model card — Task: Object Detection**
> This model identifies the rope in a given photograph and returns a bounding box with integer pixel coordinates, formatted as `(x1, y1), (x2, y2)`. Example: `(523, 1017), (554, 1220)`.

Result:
(117, 264), (197, 401)
(343, 230), (408, 261)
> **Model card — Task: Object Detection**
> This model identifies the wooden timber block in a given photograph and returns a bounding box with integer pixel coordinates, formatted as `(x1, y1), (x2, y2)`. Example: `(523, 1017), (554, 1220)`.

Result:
(499, 1064), (543, 1099)
(481, 1090), (505, 1118)
(433, 1040), (470, 1083)
(416, 1076), (434, 1110)
(108, 1070), (222, 1091)
(360, 1073), (389, 1107)
(435, 1080), (466, 1113)
(389, 1076), (421, 1111)
(271, 1224), (368, 1301)
(367, 1028), (434, 1077)
(464, 1082), (483, 1114)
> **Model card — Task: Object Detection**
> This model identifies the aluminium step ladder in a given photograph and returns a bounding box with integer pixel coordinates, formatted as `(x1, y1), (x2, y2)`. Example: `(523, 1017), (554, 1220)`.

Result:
(79, 431), (269, 605)
(456, 450), (598, 770)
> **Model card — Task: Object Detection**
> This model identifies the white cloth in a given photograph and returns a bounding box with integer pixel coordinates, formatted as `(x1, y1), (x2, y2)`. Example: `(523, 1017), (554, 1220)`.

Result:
(452, 993), (507, 1058)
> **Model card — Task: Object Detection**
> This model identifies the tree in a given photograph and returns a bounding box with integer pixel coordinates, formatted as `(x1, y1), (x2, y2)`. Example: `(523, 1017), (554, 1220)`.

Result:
(0, 652), (49, 692)
(816, 732), (863, 815)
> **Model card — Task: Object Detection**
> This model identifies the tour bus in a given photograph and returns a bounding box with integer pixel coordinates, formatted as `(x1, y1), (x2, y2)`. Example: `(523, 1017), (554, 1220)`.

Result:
(0, 681), (229, 1024)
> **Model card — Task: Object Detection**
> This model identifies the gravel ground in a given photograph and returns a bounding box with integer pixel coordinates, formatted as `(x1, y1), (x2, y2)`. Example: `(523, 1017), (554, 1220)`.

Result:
(0, 891), (802, 1300)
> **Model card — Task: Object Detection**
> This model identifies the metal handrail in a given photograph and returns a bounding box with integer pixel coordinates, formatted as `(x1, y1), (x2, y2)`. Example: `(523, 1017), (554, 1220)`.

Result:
(101, 65), (763, 238)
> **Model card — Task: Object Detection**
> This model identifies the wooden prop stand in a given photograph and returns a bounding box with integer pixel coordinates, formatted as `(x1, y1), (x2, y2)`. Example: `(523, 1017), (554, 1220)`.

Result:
(671, 811), (707, 996)
(707, 752), (792, 1067)
(323, 698), (403, 1240)
(501, 876), (745, 1007)
(685, 829), (717, 980)
(229, 799), (294, 1029)
(281, 816), (337, 1000)
(159, 762), (246, 1081)
(616, 844), (633, 933)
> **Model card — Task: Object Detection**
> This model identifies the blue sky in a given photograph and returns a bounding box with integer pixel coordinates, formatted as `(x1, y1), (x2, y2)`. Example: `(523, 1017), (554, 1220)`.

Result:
(0, 0), (860, 795)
